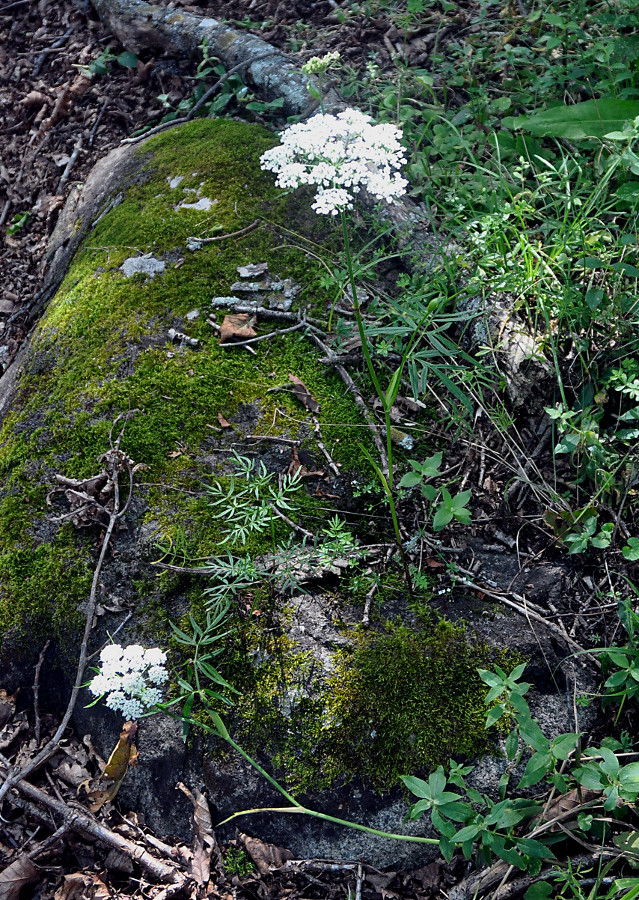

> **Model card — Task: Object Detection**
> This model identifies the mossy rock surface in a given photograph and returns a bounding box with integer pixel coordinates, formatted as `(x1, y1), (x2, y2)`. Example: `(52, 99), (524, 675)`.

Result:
(0, 119), (586, 866)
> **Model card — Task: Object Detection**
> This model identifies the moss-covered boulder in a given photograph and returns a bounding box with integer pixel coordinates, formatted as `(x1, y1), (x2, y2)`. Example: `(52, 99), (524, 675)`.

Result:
(0, 118), (587, 866)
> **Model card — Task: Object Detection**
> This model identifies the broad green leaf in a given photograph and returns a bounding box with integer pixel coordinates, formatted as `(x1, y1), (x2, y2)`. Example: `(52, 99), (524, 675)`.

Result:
(451, 489), (472, 509)
(623, 538), (639, 561)
(511, 663), (527, 681)
(485, 704), (507, 728)
(431, 807), (456, 836)
(515, 838), (555, 859)
(117, 50), (139, 68)
(484, 800), (530, 828)
(439, 800), (474, 823)
(506, 729), (519, 760)
(524, 883), (553, 900)
(428, 766), (447, 797)
(406, 798), (430, 819)
(478, 669), (502, 688)
(422, 484), (437, 501)
(518, 717), (550, 753)
(620, 762), (639, 786)
(573, 764), (605, 791)
(513, 98), (639, 140)
(453, 824), (480, 843)
(433, 504), (454, 531)
(518, 752), (552, 788)
(399, 471), (422, 489)
(551, 732), (580, 761)
(401, 775), (431, 799)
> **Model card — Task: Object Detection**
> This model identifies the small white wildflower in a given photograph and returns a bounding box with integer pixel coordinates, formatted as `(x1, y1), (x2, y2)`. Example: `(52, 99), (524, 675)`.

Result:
(119, 698), (145, 720)
(88, 673), (117, 697)
(144, 648), (167, 666)
(260, 108), (407, 217)
(147, 665), (169, 685)
(301, 51), (340, 76)
(105, 690), (126, 710)
(100, 644), (123, 666)
(312, 187), (353, 216)
(87, 643), (168, 720)
(122, 644), (146, 670)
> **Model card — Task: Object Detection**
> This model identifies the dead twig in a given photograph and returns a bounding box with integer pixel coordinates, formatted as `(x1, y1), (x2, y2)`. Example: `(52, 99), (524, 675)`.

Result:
(32, 640), (50, 746)
(220, 320), (305, 348)
(56, 137), (82, 193)
(89, 97), (109, 148)
(246, 434), (300, 446)
(312, 416), (341, 478)
(189, 218), (260, 246)
(121, 54), (277, 146)
(32, 26), (73, 77)
(270, 503), (314, 540)
(0, 753), (187, 887)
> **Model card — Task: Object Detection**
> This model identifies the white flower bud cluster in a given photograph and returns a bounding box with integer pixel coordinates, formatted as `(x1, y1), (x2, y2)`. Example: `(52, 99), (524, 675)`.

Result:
(88, 644), (168, 721)
(301, 51), (341, 76)
(259, 109), (408, 216)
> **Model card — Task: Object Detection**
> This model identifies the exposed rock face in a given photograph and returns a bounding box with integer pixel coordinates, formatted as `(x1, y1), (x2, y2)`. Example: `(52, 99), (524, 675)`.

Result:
(0, 118), (595, 866)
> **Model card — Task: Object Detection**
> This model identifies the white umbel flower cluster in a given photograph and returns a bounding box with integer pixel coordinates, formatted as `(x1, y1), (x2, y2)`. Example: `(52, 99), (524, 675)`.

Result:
(88, 644), (168, 721)
(259, 109), (408, 216)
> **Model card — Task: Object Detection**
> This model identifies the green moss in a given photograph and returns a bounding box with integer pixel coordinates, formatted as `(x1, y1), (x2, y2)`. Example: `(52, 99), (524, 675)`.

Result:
(0, 118), (376, 643)
(232, 612), (515, 793)
(0, 526), (89, 642)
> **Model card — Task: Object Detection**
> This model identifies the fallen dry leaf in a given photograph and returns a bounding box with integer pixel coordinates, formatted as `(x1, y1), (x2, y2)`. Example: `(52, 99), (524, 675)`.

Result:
(219, 313), (257, 344)
(287, 446), (323, 479)
(288, 374), (320, 414)
(238, 833), (293, 876)
(0, 712), (28, 751)
(54, 873), (110, 900)
(535, 788), (600, 829)
(0, 856), (39, 900)
(85, 721), (138, 812)
(19, 90), (50, 108)
(103, 849), (134, 874)
(217, 413), (231, 429)
(53, 759), (91, 788)
(178, 782), (219, 886)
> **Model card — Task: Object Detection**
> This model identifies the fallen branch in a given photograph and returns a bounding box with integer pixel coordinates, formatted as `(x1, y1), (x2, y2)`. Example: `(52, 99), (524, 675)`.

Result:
(0, 756), (187, 887)
(91, 0), (336, 117)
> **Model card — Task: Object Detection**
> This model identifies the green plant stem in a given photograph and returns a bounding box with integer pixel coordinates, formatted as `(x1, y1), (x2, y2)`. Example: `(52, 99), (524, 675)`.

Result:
(339, 211), (412, 594)
(199, 716), (437, 843)
(216, 804), (440, 844)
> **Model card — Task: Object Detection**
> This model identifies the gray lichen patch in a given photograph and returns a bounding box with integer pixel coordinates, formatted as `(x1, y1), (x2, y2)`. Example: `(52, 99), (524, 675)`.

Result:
(120, 255), (166, 278)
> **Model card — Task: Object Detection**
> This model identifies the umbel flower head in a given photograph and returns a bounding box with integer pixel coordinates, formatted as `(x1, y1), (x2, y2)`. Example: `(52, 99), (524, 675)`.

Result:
(259, 108), (408, 216)
(88, 643), (168, 721)
(301, 50), (341, 76)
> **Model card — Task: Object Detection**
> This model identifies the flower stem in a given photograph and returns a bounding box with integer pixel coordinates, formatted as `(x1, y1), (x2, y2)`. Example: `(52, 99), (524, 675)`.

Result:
(198, 713), (436, 843)
(340, 211), (413, 594)
(216, 804), (439, 844)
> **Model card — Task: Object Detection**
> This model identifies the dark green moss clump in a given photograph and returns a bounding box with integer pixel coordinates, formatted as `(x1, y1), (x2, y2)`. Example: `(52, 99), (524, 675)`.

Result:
(320, 619), (498, 789)
(232, 614), (511, 793)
